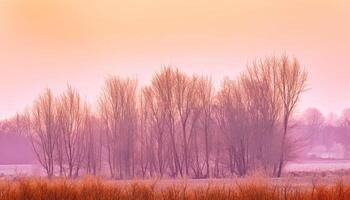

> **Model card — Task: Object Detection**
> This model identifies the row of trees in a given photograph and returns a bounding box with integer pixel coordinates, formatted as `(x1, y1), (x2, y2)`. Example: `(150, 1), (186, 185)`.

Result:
(15, 55), (308, 178)
(300, 108), (350, 156)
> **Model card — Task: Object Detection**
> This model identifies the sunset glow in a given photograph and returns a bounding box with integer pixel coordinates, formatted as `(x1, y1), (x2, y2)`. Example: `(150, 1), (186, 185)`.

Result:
(0, 0), (349, 118)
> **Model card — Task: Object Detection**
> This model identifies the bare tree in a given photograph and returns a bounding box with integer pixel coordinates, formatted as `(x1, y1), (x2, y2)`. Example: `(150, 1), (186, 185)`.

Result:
(303, 108), (325, 145)
(214, 55), (307, 177)
(83, 107), (103, 176)
(56, 86), (87, 177)
(216, 79), (252, 176)
(142, 86), (167, 177)
(275, 55), (308, 177)
(339, 109), (350, 156)
(149, 67), (183, 177)
(30, 89), (58, 178)
(193, 76), (215, 178)
(173, 70), (199, 176)
(14, 112), (31, 136)
(99, 77), (138, 179)
(241, 59), (282, 175)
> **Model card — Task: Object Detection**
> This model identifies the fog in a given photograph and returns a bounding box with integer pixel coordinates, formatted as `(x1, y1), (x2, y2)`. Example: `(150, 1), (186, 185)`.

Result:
(0, 57), (349, 179)
(2, 107), (350, 177)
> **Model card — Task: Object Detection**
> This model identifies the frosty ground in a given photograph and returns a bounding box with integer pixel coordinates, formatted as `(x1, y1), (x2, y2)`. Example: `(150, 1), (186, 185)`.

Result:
(1, 159), (350, 187)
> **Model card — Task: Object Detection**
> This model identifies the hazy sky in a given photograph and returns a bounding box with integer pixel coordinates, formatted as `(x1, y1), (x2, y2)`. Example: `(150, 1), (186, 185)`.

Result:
(0, 0), (349, 119)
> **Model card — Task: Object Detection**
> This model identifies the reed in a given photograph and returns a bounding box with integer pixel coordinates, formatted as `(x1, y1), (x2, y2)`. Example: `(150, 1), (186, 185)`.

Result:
(0, 177), (348, 200)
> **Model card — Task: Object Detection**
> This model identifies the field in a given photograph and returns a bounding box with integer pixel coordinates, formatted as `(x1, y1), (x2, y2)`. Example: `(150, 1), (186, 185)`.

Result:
(285, 159), (350, 172)
(0, 177), (350, 200)
(1, 160), (350, 199)
(2, 159), (350, 177)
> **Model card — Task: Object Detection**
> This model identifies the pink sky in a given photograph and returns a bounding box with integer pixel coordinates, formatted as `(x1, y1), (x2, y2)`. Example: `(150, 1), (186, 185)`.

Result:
(0, 0), (349, 119)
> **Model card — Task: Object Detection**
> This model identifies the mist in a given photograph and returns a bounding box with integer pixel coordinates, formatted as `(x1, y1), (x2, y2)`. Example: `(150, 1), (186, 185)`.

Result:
(0, 1), (350, 199)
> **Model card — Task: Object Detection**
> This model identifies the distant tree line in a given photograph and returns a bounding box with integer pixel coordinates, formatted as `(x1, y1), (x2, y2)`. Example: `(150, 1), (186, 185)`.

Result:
(298, 108), (350, 158)
(13, 55), (308, 179)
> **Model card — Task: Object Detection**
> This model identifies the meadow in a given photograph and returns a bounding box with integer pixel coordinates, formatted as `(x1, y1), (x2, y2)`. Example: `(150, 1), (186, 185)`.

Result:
(0, 177), (350, 200)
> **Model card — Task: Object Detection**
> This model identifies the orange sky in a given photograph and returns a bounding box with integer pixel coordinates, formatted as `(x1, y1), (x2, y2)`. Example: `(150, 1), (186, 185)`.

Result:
(0, 0), (349, 119)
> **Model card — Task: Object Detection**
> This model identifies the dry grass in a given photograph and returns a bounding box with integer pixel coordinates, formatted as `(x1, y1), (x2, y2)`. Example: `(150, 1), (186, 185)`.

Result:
(0, 177), (349, 200)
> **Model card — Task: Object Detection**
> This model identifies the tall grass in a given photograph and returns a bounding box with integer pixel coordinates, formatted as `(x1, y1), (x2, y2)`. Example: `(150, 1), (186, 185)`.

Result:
(0, 177), (349, 200)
